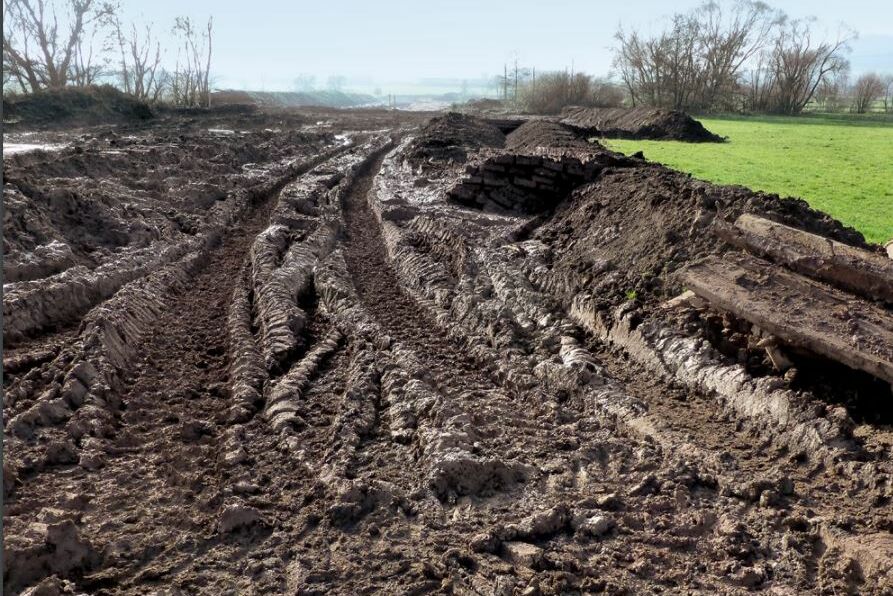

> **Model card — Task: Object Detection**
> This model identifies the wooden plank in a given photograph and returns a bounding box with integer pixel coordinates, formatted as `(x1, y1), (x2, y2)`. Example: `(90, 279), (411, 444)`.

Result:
(682, 254), (893, 385)
(713, 214), (893, 304)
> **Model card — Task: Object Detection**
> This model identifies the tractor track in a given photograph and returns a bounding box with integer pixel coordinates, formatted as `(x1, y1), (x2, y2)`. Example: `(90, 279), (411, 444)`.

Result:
(4, 109), (892, 595)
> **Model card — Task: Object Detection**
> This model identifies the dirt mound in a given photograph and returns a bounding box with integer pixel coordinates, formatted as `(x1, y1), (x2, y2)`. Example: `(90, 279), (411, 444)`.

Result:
(533, 163), (867, 310)
(3, 85), (153, 128)
(561, 106), (723, 142)
(464, 97), (505, 111)
(405, 112), (505, 166)
(505, 119), (591, 151)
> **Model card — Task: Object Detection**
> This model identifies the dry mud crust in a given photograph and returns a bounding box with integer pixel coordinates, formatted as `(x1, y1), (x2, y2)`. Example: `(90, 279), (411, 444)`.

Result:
(404, 111), (505, 167)
(561, 106), (724, 142)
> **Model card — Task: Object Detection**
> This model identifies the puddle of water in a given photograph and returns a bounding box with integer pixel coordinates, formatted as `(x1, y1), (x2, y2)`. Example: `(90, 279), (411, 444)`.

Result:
(4, 143), (65, 156)
(207, 128), (236, 136)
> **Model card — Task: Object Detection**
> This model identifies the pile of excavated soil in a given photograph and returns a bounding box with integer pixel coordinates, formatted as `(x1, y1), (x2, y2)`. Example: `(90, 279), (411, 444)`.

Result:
(533, 163), (868, 310)
(561, 106), (723, 142)
(3, 86), (153, 129)
(504, 119), (590, 151)
(405, 112), (505, 166)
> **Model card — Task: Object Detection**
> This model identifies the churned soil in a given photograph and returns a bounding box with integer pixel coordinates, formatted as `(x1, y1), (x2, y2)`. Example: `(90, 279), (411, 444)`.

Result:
(4, 106), (892, 595)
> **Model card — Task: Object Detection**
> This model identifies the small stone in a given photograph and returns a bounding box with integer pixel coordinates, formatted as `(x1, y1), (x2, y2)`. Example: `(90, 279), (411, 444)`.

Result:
(233, 481), (261, 495)
(759, 490), (780, 508)
(579, 514), (615, 537)
(518, 504), (571, 538)
(502, 541), (543, 569)
(20, 576), (65, 596)
(596, 493), (622, 510)
(223, 447), (248, 466)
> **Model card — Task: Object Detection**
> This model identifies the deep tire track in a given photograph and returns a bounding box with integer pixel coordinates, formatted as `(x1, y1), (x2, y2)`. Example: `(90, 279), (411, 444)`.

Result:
(342, 152), (494, 395)
(5, 178), (289, 593)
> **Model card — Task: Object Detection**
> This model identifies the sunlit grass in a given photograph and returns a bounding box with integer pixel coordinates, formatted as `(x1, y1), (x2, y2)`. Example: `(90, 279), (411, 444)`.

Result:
(604, 114), (893, 245)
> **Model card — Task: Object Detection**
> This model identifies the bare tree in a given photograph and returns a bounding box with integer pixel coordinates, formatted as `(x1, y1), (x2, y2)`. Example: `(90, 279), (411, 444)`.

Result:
(765, 19), (853, 114)
(170, 15), (213, 107)
(614, 0), (781, 112)
(114, 18), (163, 101)
(812, 72), (848, 112)
(326, 75), (346, 91)
(881, 73), (893, 113)
(851, 72), (884, 114)
(3, 0), (115, 92)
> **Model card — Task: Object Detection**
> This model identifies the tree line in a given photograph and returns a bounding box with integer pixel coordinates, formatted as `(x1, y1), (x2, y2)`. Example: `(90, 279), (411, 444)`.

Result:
(3, 0), (213, 107)
(613, 0), (891, 114)
(500, 0), (891, 116)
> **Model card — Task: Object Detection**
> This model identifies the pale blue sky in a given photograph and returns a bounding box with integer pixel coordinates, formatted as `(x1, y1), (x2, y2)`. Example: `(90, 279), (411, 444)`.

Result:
(119, 0), (893, 92)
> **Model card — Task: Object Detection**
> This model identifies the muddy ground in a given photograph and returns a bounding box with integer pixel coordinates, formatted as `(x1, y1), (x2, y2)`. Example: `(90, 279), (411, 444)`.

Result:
(3, 108), (892, 595)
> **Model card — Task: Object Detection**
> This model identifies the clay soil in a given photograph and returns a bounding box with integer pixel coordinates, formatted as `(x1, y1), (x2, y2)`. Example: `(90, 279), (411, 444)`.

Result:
(3, 108), (892, 596)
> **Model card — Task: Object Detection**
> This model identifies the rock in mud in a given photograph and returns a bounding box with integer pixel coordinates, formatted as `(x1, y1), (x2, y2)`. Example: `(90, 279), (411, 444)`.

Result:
(577, 514), (615, 538)
(502, 541), (545, 569)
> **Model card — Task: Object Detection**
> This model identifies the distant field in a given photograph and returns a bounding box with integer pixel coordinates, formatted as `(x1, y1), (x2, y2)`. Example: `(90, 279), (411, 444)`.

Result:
(604, 114), (893, 245)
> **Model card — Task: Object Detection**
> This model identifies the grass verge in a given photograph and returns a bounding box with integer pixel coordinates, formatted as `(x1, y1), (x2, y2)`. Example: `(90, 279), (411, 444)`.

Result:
(604, 114), (893, 245)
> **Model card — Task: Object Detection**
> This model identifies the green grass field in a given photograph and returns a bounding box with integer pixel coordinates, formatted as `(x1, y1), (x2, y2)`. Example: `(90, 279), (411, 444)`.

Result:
(604, 114), (893, 245)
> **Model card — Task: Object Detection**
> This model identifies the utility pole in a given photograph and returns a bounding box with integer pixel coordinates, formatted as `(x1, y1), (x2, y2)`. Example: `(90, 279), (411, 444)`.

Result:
(513, 58), (519, 102)
(503, 64), (508, 100)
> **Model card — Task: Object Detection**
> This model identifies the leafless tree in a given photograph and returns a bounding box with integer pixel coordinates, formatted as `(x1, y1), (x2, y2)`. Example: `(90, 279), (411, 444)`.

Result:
(812, 72), (848, 113)
(881, 73), (893, 113)
(591, 77), (626, 107)
(518, 71), (622, 114)
(763, 19), (853, 114)
(851, 72), (884, 114)
(614, 0), (781, 112)
(170, 15), (213, 107)
(114, 18), (163, 101)
(3, 0), (115, 92)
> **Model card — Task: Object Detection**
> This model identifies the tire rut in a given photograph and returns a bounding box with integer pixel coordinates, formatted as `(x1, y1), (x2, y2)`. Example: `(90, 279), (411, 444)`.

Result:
(342, 152), (494, 396)
(5, 180), (285, 592)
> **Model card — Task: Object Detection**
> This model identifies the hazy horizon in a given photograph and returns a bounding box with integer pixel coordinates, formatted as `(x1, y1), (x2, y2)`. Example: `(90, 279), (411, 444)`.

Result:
(111, 0), (893, 95)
